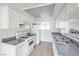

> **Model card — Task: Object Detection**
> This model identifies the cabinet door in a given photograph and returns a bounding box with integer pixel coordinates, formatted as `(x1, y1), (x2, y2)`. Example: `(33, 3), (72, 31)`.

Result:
(1, 43), (16, 56)
(32, 36), (36, 45)
(19, 14), (30, 28)
(9, 8), (20, 28)
(20, 14), (30, 23)
(0, 6), (9, 29)
(16, 41), (28, 56)
(16, 45), (25, 56)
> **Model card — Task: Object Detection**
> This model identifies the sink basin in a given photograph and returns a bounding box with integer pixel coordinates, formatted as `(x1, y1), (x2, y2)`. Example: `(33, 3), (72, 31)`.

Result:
(55, 35), (70, 45)
(26, 33), (35, 37)
(26, 34), (34, 37)
(19, 36), (29, 38)
(56, 37), (69, 43)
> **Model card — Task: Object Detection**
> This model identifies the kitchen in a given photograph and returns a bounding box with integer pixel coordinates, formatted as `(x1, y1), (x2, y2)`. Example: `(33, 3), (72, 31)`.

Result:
(0, 3), (79, 56)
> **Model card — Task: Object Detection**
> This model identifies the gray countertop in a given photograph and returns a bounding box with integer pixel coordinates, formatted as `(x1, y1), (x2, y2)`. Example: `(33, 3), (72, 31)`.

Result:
(52, 32), (79, 56)
(2, 36), (25, 45)
(62, 33), (79, 49)
(2, 34), (36, 45)
(3, 39), (25, 45)
(69, 34), (79, 39)
(64, 33), (79, 40)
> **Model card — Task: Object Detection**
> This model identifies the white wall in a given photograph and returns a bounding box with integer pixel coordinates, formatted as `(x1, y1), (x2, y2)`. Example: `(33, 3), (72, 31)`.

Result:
(50, 20), (60, 32)
(40, 19), (59, 42)
(0, 28), (30, 37)
(38, 19), (55, 42)
(40, 30), (52, 42)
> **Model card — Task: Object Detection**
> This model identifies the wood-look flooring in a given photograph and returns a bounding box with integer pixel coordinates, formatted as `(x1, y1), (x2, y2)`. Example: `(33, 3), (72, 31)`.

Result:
(30, 42), (53, 56)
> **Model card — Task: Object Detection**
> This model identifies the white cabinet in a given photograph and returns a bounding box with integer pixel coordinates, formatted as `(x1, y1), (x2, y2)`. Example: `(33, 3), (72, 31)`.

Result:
(0, 36), (36, 56)
(67, 3), (78, 14)
(1, 41), (28, 56)
(20, 14), (28, 22)
(0, 6), (19, 29)
(1, 43), (16, 56)
(9, 8), (20, 28)
(19, 14), (30, 29)
(0, 6), (32, 29)
(0, 6), (9, 29)
(32, 36), (36, 46)
(16, 41), (28, 56)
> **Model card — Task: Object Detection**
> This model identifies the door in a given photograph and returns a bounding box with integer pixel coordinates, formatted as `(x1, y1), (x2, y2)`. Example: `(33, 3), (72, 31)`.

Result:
(39, 21), (52, 42)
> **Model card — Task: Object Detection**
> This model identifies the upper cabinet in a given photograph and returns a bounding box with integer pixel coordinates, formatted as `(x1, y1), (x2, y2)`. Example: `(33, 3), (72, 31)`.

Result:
(0, 6), (9, 29)
(19, 14), (30, 29)
(9, 8), (20, 29)
(0, 6), (20, 29)
(0, 6), (35, 29)
(67, 3), (78, 14)
(56, 3), (78, 29)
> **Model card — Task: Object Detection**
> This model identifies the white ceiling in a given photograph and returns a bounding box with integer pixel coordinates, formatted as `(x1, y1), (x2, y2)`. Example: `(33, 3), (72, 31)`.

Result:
(0, 3), (79, 21)
(0, 3), (50, 11)
(24, 4), (55, 18)
(25, 3), (67, 21)
(24, 3), (79, 21)
(52, 3), (65, 20)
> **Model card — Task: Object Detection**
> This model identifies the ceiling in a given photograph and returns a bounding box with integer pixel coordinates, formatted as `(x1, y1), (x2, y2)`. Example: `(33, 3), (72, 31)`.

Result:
(0, 3), (50, 11)
(68, 7), (79, 19)
(25, 3), (67, 21)
(24, 4), (55, 18)
(0, 3), (79, 21)
(24, 3), (79, 21)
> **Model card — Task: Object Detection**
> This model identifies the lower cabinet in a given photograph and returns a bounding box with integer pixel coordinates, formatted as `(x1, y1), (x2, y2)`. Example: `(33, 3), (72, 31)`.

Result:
(16, 41), (28, 56)
(0, 43), (16, 56)
(16, 39), (35, 56)
(0, 36), (36, 56)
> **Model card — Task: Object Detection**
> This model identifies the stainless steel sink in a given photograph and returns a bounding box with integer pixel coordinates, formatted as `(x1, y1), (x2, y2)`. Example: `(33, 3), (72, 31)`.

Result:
(54, 34), (70, 44)
(19, 36), (29, 38)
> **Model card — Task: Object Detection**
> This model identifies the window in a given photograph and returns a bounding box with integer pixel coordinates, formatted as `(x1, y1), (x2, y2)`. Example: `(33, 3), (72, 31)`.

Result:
(39, 22), (50, 30)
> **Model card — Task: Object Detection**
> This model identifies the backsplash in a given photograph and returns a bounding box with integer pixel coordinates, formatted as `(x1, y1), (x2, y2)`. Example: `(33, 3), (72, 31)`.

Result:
(0, 28), (30, 42)
(0, 29), (16, 38)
